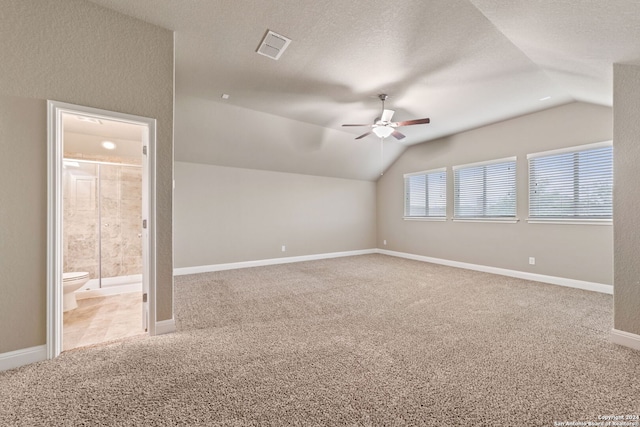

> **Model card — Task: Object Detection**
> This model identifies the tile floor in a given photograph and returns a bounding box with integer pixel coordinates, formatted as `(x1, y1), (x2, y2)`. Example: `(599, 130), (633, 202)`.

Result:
(63, 292), (145, 351)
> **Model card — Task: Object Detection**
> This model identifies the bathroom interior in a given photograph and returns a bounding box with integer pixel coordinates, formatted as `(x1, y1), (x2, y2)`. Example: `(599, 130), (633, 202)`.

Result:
(61, 112), (146, 351)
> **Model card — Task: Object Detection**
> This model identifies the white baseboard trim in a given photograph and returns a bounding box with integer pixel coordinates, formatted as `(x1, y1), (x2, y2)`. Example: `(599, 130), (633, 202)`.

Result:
(0, 345), (47, 372)
(377, 249), (613, 295)
(610, 329), (640, 351)
(155, 318), (176, 335)
(173, 249), (378, 276)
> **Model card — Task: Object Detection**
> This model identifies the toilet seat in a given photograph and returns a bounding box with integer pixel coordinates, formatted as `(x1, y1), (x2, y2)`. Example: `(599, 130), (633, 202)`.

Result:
(63, 272), (90, 282)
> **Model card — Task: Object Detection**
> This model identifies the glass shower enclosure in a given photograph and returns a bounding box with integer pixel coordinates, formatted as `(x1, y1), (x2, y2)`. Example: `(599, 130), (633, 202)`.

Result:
(62, 159), (142, 289)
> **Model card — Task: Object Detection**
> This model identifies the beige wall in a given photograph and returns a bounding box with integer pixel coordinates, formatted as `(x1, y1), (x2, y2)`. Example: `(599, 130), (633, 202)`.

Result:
(0, 96), (48, 353)
(174, 162), (376, 267)
(0, 0), (173, 354)
(377, 102), (613, 284)
(613, 64), (640, 335)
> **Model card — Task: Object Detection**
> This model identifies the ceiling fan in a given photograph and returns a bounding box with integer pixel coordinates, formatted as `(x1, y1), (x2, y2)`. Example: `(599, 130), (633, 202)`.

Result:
(342, 94), (430, 140)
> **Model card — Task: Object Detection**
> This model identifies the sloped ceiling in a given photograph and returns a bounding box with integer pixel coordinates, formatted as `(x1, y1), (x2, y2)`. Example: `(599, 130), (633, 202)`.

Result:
(86, 0), (640, 181)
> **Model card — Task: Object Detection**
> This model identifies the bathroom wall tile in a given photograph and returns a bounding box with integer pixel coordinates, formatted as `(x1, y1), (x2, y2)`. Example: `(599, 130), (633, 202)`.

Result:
(101, 241), (123, 259)
(66, 219), (98, 236)
(100, 166), (121, 180)
(101, 260), (123, 278)
(121, 199), (141, 216)
(102, 201), (121, 218)
(122, 256), (142, 276)
(123, 235), (142, 252)
(100, 180), (120, 197)
(101, 222), (122, 239)
(122, 181), (142, 199)
(122, 215), (142, 228)
(121, 168), (141, 182)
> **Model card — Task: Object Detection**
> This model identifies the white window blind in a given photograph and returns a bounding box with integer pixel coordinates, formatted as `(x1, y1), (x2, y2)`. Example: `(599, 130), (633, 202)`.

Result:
(528, 142), (612, 220)
(453, 157), (516, 219)
(404, 168), (446, 218)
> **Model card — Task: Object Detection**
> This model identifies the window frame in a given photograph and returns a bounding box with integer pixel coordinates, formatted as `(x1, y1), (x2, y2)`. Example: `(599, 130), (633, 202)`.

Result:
(527, 141), (613, 225)
(403, 167), (447, 221)
(452, 156), (518, 223)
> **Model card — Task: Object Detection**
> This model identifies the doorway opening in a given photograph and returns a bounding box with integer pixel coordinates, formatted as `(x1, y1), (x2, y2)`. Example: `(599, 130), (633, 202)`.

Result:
(47, 101), (157, 358)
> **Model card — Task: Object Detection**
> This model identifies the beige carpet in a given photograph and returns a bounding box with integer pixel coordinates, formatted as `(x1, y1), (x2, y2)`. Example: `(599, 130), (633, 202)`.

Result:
(1, 254), (639, 426)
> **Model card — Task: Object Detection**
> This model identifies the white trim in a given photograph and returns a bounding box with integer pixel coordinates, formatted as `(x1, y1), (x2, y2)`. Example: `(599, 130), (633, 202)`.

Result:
(170, 31), (177, 334)
(527, 140), (612, 160)
(610, 329), (640, 351)
(155, 318), (176, 335)
(404, 167), (446, 178)
(173, 249), (377, 276)
(47, 101), (157, 358)
(403, 217), (447, 221)
(453, 218), (519, 223)
(0, 345), (47, 372)
(377, 249), (613, 294)
(526, 218), (612, 225)
(47, 102), (64, 359)
(173, 248), (612, 295)
(452, 156), (517, 170)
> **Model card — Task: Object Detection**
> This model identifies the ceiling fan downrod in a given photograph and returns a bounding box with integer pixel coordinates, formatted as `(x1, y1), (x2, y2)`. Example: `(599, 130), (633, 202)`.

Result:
(378, 94), (388, 121)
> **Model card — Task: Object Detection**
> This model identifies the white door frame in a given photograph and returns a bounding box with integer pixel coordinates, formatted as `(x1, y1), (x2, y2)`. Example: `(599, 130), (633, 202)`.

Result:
(46, 101), (157, 359)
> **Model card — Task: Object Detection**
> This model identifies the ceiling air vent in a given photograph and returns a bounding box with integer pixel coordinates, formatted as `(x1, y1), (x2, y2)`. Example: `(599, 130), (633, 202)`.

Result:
(256, 30), (291, 60)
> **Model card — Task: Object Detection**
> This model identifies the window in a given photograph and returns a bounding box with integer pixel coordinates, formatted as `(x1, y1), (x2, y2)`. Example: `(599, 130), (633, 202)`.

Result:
(404, 168), (446, 219)
(528, 142), (612, 222)
(453, 157), (517, 220)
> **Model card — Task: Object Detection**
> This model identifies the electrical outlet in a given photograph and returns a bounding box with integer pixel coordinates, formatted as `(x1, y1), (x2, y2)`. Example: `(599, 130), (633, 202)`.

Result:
(281, 245), (286, 252)
(529, 257), (535, 265)
(383, 240), (387, 245)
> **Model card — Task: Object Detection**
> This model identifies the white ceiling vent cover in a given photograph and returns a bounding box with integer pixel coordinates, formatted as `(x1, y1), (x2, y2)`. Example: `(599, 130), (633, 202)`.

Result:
(256, 30), (291, 60)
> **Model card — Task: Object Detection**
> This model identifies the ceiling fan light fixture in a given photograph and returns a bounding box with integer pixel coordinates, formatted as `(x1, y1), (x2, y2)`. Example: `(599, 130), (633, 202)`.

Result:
(373, 126), (394, 138)
(342, 94), (429, 140)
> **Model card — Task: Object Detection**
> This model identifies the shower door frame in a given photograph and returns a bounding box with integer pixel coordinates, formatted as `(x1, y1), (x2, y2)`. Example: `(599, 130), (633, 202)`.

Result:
(46, 101), (157, 359)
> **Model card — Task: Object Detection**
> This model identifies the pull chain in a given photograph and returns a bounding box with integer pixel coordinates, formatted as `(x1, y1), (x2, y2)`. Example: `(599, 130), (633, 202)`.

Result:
(378, 94), (389, 176)
(380, 137), (384, 176)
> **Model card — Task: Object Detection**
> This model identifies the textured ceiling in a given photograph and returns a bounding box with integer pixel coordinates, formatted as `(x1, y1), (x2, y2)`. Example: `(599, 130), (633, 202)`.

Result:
(85, 0), (640, 181)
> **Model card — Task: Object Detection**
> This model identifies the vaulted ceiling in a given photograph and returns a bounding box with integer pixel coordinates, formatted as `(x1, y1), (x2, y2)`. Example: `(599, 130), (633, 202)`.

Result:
(87, 0), (640, 181)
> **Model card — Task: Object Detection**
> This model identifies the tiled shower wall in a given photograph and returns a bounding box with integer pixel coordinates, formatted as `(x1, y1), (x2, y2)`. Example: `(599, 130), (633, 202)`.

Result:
(63, 155), (142, 281)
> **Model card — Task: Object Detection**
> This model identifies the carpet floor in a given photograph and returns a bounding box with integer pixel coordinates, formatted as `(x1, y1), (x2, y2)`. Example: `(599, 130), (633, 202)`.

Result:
(1, 254), (639, 426)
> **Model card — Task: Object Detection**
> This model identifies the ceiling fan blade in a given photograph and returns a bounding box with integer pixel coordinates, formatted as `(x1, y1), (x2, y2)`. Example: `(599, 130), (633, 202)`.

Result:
(355, 131), (372, 140)
(394, 118), (430, 127)
(380, 109), (395, 122)
(342, 124), (372, 127)
(392, 130), (406, 140)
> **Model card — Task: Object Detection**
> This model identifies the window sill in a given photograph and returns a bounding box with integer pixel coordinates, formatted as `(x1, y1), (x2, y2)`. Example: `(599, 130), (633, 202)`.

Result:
(453, 218), (520, 223)
(403, 217), (447, 222)
(526, 218), (612, 225)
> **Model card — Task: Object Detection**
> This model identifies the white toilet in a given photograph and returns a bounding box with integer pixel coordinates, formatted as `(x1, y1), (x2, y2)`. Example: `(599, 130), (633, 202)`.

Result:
(63, 272), (90, 312)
